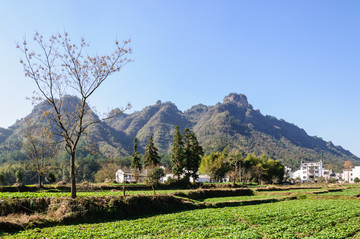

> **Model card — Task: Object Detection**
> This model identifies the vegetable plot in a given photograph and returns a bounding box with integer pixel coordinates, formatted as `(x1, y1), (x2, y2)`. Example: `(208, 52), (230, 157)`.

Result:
(4, 199), (360, 238)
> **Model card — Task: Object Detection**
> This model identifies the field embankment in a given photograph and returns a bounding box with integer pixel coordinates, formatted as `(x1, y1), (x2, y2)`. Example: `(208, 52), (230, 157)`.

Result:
(0, 188), (257, 232)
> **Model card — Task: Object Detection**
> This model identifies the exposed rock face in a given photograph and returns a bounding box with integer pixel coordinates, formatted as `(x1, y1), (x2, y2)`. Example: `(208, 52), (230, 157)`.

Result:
(223, 93), (251, 107)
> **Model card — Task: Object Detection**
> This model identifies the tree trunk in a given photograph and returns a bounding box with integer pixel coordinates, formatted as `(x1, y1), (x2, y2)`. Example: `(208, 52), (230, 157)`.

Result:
(38, 174), (42, 188)
(232, 164), (238, 187)
(232, 173), (236, 187)
(151, 184), (156, 196)
(123, 180), (126, 196)
(239, 163), (242, 183)
(62, 165), (66, 182)
(70, 150), (77, 198)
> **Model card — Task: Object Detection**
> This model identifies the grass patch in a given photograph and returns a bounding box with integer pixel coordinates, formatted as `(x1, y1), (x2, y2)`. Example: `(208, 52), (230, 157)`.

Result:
(200, 194), (283, 203)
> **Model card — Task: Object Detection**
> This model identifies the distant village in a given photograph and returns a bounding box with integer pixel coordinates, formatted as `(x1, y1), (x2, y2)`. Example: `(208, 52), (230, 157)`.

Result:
(115, 160), (360, 185)
(286, 161), (359, 184)
(115, 167), (213, 184)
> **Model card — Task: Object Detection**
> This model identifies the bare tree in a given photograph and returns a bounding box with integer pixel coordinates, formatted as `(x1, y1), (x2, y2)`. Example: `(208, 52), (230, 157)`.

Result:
(23, 118), (56, 188)
(227, 151), (244, 187)
(17, 32), (132, 198)
(94, 162), (120, 183)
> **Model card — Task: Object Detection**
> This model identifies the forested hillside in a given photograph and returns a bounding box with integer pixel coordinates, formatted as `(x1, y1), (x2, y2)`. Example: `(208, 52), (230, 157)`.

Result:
(0, 93), (358, 169)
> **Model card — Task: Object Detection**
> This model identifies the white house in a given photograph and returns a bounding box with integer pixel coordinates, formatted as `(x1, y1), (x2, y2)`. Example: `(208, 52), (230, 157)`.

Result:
(343, 166), (360, 183)
(284, 166), (292, 180)
(292, 170), (301, 181)
(322, 169), (333, 181)
(160, 173), (174, 183)
(115, 169), (136, 183)
(298, 160), (324, 183)
(159, 173), (211, 183)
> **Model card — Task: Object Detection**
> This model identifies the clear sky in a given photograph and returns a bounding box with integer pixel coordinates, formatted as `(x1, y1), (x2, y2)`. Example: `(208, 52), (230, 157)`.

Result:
(0, 1), (359, 157)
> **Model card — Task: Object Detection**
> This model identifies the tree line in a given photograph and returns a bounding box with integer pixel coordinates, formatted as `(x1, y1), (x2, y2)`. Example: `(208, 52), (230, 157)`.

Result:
(199, 150), (285, 185)
(0, 125), (286, 187)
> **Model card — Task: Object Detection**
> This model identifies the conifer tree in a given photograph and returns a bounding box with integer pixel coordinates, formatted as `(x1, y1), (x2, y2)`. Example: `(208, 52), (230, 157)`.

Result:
(131, 137), (142, 182)
(144, 136), (160, 169)
(171, 126), (185, 180)
(183, 128), (203, 181)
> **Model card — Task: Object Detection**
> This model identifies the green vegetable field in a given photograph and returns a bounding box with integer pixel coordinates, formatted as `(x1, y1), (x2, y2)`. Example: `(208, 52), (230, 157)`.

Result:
(4, 199), (360, 238)
(2, 186), (360, 238)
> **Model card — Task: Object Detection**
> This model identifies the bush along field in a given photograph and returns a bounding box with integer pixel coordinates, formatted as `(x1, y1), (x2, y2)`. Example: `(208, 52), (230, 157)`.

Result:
(2, 185), (360, 238)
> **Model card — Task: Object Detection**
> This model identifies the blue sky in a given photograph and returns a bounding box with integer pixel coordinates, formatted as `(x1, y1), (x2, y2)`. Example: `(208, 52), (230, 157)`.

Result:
(0, 1), (359, 156)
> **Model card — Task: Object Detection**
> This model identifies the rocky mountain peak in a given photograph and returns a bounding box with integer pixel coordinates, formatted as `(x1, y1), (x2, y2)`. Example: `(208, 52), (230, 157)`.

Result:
(223, 93), (250, 107)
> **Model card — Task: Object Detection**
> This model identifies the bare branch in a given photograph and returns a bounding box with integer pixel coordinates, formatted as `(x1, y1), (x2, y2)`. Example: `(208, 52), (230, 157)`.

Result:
(18, 31), (132, 198)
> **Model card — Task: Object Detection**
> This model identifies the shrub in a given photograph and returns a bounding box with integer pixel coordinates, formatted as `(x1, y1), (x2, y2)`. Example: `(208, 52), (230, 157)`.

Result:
(15, 170), (23, 184)
(46, 173), (56, 184)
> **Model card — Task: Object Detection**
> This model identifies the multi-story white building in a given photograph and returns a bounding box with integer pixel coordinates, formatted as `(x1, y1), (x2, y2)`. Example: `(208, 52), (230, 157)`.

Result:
(298, 160), (324, 183)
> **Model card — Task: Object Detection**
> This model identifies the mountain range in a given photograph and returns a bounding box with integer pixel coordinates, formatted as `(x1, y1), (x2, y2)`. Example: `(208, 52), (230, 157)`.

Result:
(0, 93), (358, 169)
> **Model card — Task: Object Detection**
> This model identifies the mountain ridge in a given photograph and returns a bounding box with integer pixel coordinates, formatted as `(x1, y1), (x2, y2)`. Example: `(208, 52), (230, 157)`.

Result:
(0, 93), (358, 169)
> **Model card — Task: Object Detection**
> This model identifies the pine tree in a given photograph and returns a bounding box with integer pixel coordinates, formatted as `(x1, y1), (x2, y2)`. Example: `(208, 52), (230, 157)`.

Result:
(131, 138), (142, 182)
(171, 126), (185, 180)
(183, 128), (203, 181)
(144, 136), (160, 169)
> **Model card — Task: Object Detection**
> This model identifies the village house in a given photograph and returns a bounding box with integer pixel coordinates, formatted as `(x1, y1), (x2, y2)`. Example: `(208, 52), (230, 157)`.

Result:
(160, 173), (174, 183)
(322, 168), (333, 181)
(115, 169), (136, 183)
(342, 166), (360, 183)
(292, 160), (325, 183)
(159, 173), (211, 183)
(116, 167), (220, 184)
(284, 166), (292, 180)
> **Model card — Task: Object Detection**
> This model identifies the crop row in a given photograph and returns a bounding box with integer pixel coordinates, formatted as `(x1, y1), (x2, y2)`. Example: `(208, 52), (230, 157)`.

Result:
(320, 188), (360, 196)
(201, 194), (283, 202)
(200, 188), (330, 202)
(235, 199), (360, 238)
